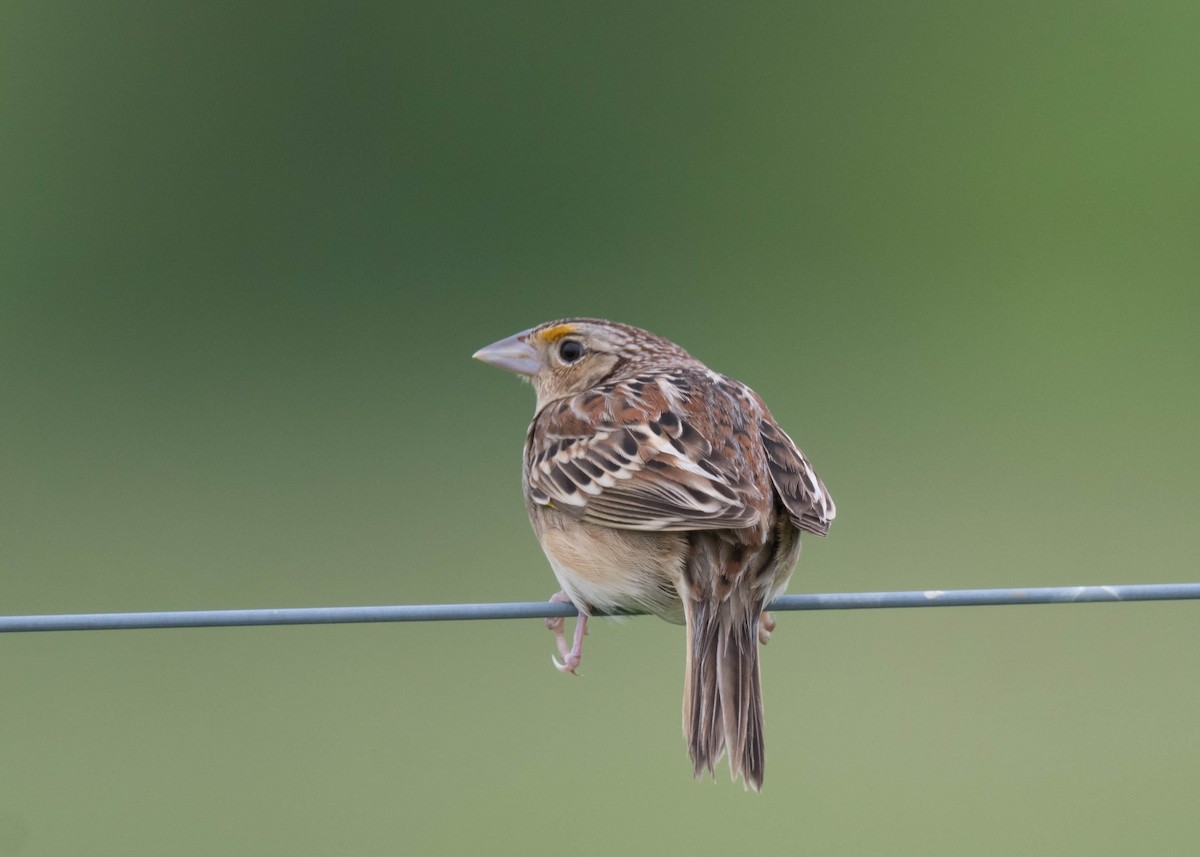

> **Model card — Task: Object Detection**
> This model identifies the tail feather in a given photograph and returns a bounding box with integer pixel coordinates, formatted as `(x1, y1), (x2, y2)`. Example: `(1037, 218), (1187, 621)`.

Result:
(684, 598), (765, 791)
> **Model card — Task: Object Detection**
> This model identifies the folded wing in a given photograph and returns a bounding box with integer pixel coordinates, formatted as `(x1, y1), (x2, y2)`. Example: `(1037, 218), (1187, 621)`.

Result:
(525, 377), (766, 532)
(758, 417), (836, 536)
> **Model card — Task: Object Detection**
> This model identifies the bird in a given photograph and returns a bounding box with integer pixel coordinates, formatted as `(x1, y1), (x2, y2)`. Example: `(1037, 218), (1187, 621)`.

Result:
(473, 318), (835, 791)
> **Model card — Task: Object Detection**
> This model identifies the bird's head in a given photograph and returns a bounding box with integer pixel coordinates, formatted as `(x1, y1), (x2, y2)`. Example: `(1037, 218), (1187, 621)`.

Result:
(473, 318), (699, 409)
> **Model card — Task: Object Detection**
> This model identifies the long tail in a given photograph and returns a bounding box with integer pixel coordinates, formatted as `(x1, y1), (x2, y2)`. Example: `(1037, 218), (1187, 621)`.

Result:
(683, 597), (765, 791)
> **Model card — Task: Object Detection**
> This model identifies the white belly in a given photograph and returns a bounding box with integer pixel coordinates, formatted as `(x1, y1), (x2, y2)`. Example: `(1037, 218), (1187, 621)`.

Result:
(537, 516), (686, 623)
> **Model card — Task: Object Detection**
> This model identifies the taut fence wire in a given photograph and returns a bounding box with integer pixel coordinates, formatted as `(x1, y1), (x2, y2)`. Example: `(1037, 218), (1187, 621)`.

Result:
(2, 582), (1198, 634)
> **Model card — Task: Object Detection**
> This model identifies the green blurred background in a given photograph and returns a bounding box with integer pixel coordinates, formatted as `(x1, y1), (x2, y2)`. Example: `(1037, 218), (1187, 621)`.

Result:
(2, 1), (1198, 854)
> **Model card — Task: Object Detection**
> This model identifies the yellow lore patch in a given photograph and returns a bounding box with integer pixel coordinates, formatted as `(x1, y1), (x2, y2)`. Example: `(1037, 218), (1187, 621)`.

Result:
(537, 324), (578, 343)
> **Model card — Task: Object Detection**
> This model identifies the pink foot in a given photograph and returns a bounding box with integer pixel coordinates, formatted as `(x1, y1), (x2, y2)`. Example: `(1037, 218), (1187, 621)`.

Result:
(546, 591), (588, 675)
(758, 611), (777, 646)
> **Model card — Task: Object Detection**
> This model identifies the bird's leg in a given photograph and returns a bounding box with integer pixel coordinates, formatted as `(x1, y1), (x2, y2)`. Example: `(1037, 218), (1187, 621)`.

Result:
(546, 591), (587, 675)
(758, 611), (777, 646)
(545, 590), (570, 638)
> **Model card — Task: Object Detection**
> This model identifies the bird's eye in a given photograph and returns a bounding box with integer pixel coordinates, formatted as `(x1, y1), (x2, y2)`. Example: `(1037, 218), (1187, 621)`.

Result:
(557, 339), (585, 363)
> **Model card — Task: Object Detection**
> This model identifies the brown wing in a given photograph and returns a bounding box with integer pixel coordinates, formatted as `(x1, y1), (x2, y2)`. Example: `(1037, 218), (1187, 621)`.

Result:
(524, 372), (769, 532)
(758, 416), (836, 536)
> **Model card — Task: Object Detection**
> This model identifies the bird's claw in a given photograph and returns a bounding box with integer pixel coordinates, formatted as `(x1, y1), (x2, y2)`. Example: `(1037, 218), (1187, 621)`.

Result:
(758, 611), (777, 646)
(552, 654), (581, 675)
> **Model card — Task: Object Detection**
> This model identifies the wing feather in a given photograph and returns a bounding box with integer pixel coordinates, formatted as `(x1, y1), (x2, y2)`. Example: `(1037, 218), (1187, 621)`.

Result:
(525, 375), (764, 532)
(758, 418), (836, 536)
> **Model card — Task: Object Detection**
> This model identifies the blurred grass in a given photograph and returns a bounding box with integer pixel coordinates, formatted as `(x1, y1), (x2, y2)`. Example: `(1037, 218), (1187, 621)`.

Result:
(2, 1), (1199, 855)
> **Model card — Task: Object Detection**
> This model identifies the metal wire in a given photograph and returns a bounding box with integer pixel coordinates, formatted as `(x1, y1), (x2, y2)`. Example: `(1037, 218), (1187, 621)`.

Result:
(1, 582), (1198, 633)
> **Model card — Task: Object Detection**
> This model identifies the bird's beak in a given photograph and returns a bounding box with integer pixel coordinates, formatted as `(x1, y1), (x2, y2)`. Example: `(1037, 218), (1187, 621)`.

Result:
(472, 329), (541, 377)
